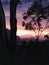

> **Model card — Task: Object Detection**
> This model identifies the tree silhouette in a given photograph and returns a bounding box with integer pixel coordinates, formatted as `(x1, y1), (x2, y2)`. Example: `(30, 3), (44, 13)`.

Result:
(44, 35), (49, 40)
(22, 0), (49, 41)
(0, 0), (8, 48)
(10, 0), (20, 48)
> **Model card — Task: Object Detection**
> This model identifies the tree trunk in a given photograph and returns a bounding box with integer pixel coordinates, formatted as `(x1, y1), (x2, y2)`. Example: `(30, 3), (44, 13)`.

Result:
(10, 0), (20, 48)
(36, 36), (39, 47)
(0, 0), (8, 48)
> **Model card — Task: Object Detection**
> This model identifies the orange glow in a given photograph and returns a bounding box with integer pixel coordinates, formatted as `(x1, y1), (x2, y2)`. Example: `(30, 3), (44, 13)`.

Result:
(5, 11), (49, 38)
(5, 11), (10, 16)
(17, 30), (35, 36)
(6, 24), (49, 39)
(17, 29), (49, 37)
(6, 24), (10, 30)
(6, 22), (10, 30)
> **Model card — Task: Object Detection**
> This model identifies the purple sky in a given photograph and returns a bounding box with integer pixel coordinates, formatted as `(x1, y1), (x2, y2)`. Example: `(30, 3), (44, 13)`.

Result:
(1, 0), (49, 39)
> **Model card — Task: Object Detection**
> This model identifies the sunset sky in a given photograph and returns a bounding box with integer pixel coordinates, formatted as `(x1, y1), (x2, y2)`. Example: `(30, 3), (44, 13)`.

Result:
(1, 0), (49, 39)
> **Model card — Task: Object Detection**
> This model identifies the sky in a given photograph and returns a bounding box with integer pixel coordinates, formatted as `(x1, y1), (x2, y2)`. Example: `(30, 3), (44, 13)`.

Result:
(1, 0), (49, 40)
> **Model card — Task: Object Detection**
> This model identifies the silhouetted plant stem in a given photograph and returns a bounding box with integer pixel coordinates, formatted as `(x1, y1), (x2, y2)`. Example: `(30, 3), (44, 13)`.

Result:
(10, 0), (20, 48)
(0, 0), (9, 48)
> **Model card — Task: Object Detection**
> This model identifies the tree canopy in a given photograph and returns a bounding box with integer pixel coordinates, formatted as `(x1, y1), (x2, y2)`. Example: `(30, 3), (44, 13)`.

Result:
(22, 0), (49, 40)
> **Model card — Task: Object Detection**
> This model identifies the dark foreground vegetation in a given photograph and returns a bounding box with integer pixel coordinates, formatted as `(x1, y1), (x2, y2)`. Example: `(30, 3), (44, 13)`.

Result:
(0, 39), (49, 65)
(0, 0), (49, 65)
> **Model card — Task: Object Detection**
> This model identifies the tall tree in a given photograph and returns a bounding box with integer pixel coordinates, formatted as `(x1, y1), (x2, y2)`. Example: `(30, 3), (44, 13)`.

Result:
(22, 0), (49, 41)
(10, 0), (20, 48)
(0, 0), (8, 48)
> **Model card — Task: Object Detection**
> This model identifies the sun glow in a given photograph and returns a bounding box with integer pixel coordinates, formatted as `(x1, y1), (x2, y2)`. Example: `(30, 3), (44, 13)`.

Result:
(17, 30), (49, 37)
(17, 30), (35, 36)
(6, 24), (49, 39)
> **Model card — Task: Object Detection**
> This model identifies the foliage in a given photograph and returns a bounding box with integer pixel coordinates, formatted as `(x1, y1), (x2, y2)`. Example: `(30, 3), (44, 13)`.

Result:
(22, 0), (49, 40)
(44, 35), (49, 40)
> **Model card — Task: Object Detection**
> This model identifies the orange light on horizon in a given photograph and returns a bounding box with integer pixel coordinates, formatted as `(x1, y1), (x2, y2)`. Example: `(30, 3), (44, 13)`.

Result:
(6, 22), (10, 30)
(6, 24), (49, 39)
(17, 30), (35, 36)
(17, 29), (49, 36)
